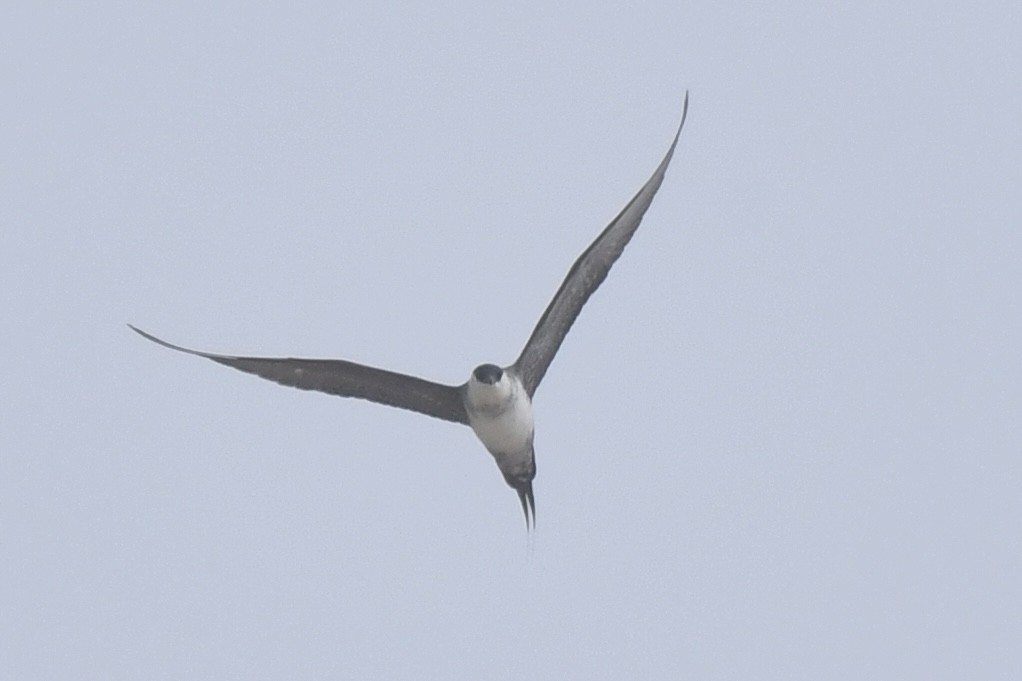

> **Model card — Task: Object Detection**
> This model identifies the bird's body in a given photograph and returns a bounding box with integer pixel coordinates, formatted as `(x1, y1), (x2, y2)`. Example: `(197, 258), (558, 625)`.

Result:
(131, 94), (689, 529)
(464, 365), (537, 523)
(465, 366), (534, 460)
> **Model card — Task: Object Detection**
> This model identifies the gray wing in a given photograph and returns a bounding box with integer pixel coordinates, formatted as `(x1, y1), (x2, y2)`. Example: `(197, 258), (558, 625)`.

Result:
(129, 325), (469, 425)
(512, 94), (689, 397)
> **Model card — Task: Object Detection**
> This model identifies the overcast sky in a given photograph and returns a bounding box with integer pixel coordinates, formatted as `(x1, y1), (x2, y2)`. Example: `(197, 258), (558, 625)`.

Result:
(2, 2), (1020, 679)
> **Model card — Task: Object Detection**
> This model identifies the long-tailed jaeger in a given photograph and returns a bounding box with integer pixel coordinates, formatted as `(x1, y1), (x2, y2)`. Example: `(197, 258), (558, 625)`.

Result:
(130, 94), (689, 530)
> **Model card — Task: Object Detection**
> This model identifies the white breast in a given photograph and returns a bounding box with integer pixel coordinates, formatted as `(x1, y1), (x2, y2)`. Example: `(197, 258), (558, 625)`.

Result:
(466, 372), (535, 455)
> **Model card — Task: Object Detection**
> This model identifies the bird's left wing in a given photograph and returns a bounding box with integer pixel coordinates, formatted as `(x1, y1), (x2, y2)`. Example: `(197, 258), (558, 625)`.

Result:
(129, 325), (469, 425)
(512, 94), (689, 397)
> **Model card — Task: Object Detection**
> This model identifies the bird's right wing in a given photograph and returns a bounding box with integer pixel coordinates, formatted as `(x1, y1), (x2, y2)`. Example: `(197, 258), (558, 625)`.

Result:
(129, 325), (469, 425)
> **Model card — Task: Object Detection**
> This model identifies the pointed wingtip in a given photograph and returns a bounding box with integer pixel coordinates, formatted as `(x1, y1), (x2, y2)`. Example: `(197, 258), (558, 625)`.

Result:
(127, 324), (217, 359)
(653, 91), (691, 178)
(672, 90), (690, 148)
(127, 323), (172, 348)
(127, 323), (158, 343)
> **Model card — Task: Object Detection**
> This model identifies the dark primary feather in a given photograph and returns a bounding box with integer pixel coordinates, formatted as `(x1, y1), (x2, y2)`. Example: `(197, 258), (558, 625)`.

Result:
(512, 93), (689, 397)
(128, 325), (469, 425)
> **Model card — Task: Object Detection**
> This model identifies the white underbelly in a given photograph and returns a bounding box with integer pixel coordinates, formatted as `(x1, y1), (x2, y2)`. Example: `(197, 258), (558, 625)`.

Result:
(469, 397), (534, 455)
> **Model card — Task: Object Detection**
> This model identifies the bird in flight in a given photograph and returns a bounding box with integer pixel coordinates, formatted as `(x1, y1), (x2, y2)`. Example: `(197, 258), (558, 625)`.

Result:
(131, 94), (689, 530)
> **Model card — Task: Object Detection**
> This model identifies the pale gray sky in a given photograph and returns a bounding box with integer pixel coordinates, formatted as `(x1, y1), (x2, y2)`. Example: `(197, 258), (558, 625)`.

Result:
(2, 2), (1020, 679)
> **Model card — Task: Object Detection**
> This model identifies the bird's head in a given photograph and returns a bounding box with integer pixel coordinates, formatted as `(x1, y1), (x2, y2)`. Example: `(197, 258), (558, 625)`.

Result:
(471, 363), (504, 385)
(467, 363), (512, 410)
